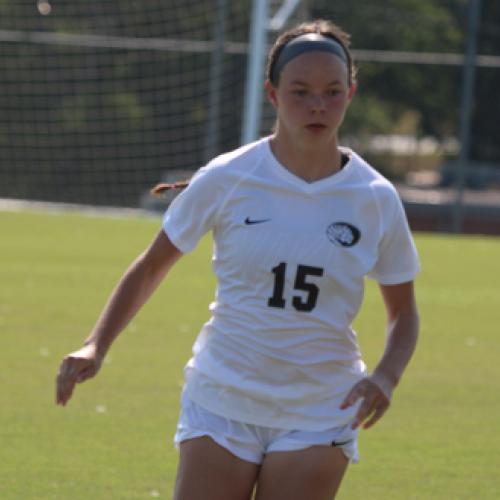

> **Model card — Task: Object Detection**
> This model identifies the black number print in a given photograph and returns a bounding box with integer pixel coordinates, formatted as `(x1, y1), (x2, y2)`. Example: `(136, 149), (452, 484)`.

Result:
(267, 262), (324, 312)
(292, 265), (324, 312)
(268, 262), (287, 309)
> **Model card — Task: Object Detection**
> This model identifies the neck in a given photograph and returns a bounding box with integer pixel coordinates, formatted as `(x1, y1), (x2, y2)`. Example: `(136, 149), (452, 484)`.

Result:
(269, 130), (343, 183)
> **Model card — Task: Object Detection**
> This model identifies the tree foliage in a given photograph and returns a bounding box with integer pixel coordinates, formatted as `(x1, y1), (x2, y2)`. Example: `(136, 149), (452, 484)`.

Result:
(0, 1), (498, 205)
(471, 0), (500, 163)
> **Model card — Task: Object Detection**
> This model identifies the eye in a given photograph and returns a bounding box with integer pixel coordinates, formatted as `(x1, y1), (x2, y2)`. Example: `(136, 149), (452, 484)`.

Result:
(292, 89), (307, 96)
(327, 89), (342, 97)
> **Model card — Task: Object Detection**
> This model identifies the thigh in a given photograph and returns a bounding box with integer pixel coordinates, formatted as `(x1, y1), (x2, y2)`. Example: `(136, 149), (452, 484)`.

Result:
(174, 436), (259, 500)
(254, 445), (349, 500)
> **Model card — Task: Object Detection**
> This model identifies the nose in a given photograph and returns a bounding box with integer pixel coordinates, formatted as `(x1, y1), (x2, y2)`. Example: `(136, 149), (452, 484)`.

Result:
(308, 94), (326, 113)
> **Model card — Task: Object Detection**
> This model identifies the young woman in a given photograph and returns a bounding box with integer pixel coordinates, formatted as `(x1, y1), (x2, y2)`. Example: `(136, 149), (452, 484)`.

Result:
(56, 20), (420, 500)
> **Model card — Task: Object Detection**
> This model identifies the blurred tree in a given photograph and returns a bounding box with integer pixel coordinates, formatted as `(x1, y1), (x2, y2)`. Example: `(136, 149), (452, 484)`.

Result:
(0, 1), (250, 205)
(470, 0), (500, 163)
(0, 0), (497, 207)
(310, 0), (499, 167)
(309, 0), (464, 140)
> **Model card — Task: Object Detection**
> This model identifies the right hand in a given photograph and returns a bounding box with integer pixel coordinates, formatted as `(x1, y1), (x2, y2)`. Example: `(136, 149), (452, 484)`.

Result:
(56, 343), (103, 406)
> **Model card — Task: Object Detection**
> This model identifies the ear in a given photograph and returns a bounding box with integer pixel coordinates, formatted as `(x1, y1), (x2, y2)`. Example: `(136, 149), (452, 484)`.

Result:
(347, 82), (357, 102)
(265, 79), (278, 109)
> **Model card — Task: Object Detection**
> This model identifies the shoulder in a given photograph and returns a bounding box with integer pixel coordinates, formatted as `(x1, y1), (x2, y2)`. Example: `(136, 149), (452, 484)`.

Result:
(178, 139), (267, 202)
(197, 138), (267, 181)
(347, 149), (401, 203)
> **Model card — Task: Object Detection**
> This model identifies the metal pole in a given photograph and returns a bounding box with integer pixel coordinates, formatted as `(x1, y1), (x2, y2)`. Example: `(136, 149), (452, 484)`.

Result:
(452, 0), (482, 233)
(241, 0), (269, 145)
(269, 0), (302, 31)
(204, 0), (227, 162)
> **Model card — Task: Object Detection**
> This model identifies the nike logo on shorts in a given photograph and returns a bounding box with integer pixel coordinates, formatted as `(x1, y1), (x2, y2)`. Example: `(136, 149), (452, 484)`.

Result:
(244, 217), (271, 225)
(331, 439), (353, 447)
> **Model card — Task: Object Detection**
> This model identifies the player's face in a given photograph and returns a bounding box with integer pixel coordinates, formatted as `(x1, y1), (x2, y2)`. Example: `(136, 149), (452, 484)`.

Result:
(266, 51), (355, 146)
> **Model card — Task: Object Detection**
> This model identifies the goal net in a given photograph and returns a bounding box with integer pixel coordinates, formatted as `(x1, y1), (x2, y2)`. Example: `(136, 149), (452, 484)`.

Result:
(0, 1), (256, 208)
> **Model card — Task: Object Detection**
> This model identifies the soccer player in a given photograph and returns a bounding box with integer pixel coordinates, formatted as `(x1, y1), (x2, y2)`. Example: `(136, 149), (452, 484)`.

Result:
(56, 19), (420, 500)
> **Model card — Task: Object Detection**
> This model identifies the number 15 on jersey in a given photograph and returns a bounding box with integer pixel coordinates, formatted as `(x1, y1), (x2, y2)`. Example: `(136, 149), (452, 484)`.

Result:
(268, 262), (324, 313)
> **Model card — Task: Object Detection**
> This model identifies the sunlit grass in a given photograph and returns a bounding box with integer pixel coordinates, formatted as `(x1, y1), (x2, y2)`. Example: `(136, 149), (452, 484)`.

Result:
(1, 210), (499, 499)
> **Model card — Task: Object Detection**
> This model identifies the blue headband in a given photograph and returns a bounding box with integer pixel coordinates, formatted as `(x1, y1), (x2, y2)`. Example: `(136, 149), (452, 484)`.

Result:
(270, 33), (349, 85)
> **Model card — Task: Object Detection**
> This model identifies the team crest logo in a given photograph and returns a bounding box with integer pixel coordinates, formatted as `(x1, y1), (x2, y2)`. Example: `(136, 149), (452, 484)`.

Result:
(326, 222), (361, 247)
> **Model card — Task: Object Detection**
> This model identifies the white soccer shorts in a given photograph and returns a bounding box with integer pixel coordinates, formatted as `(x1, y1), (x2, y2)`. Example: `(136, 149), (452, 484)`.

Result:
(174, 391), (360, 464)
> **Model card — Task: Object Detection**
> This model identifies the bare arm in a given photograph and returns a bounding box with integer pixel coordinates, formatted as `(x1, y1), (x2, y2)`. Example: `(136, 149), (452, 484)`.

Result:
(341, 281), (420, 429)
(56, 230), (183, 406)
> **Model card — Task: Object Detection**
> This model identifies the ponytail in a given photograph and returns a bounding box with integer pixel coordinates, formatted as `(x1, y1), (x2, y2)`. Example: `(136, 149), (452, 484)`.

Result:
(150, 180), (190, 197)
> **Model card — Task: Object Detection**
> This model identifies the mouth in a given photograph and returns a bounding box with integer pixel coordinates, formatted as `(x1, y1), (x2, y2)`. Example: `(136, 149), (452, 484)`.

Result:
(305, 123), (328, 132)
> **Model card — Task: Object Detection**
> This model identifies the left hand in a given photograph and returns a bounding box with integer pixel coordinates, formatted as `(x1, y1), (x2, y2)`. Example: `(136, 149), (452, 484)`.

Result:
(340, 374), (393, 430)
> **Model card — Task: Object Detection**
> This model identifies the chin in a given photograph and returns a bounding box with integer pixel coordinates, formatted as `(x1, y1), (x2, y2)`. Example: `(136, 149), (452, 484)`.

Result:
(302, 130), (335, 144)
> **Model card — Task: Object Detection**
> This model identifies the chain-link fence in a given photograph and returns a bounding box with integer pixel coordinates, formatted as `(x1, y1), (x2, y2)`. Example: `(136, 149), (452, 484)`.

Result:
(1, 0), (498, 232)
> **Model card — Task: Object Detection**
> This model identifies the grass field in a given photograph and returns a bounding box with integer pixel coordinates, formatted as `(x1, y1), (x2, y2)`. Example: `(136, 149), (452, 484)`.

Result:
(1, 209), (499, 499)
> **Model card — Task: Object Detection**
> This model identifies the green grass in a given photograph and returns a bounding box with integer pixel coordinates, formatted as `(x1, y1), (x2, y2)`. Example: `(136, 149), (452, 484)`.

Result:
(1, 210), (499, 499)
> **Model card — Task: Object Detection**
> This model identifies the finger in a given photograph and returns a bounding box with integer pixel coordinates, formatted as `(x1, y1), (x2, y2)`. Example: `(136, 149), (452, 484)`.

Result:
(56, 368), (77, 403)
(58, 358), (80, 381)
(340, 381), (367, 410)
(56, 358), (83, 405)
(56, 359), (70, 403)
(351, 393), (378, 429)
(56, 372), (77, 406)
(76, 364), (98, 384)
(363, 405), (388, 429)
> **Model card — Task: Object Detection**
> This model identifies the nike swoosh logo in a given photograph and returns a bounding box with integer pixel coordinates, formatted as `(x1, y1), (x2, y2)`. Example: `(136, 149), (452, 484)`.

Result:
(331, 439), (353, 447)
(244, 217), (271, 225)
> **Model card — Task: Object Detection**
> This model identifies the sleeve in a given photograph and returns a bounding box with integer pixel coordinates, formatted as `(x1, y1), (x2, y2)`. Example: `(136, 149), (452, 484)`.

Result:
(368, 185), (421, 285)
(162, 164), (225, 253)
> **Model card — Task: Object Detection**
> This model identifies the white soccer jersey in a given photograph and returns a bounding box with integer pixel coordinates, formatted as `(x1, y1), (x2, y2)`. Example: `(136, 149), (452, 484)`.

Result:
(163, 137), (420, 431)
